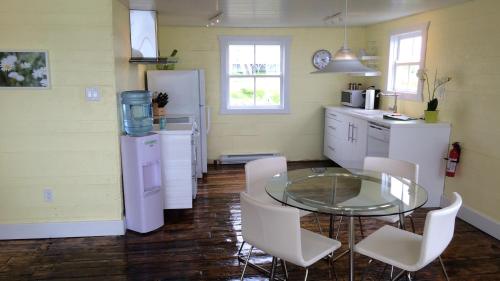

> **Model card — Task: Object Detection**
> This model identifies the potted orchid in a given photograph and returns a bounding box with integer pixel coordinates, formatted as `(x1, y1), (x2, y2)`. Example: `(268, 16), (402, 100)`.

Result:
(417, 69), (452, 123)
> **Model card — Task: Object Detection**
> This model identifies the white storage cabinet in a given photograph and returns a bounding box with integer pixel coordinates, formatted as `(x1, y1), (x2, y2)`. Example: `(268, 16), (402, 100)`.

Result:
(324, 106), (451, 207)
(156, 124), (197, 209)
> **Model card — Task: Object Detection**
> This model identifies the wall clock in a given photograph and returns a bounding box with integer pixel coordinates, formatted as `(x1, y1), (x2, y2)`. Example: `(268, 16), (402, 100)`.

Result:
(312, 49), (332, 70)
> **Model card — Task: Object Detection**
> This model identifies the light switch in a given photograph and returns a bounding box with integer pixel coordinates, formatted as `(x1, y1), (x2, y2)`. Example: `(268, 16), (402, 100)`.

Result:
(85, 87), (101, 101)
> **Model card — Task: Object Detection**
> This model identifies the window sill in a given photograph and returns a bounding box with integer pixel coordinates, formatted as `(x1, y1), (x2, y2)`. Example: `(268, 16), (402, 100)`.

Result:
(386, 90), (422, 101)
(220, 107), (290, 115)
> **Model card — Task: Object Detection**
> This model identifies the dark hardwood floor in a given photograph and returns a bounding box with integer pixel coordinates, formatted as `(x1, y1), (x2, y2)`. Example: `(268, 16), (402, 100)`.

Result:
(0, 161), (498, 280)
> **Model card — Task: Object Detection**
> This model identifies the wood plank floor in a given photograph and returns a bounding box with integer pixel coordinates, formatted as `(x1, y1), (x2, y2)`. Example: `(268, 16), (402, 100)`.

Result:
(0, 161), (498, 280)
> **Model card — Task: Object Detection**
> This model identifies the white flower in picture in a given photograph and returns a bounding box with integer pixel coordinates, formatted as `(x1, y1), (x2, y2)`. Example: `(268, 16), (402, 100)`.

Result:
(8, 72), (25, 82)
(0, 51), (49, 88)
(20, 62), (32, 69)
(32, 66), (47, 79)
(1, 55), (18, 72)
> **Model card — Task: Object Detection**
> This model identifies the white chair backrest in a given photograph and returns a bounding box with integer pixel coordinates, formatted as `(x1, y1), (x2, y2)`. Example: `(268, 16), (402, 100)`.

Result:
(419, 192), (462, 265)
(240, 192), (304, 266)
(363, 156), (419, 184)
(245, 156), (287, 199)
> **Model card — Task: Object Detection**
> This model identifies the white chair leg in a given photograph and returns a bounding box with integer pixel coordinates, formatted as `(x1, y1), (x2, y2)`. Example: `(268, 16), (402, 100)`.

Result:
(406, 272), (412, 281)
(240, 246), (254, 281)
(439, 255), (450, 281)
(304, 268), (309, 281)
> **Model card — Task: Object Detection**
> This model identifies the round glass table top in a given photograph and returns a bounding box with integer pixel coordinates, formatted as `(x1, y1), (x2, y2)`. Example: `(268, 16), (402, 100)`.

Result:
(265, 167), (428, 217)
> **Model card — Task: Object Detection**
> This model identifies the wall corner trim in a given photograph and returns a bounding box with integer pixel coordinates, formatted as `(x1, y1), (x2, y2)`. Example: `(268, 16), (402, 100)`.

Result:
(441, 195), (500, 240)
(0, 220), (125, 240)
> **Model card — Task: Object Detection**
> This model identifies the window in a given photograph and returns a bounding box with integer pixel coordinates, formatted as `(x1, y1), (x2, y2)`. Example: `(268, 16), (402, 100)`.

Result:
(219, 36), (290, 114)
(387, 23), (429, 100)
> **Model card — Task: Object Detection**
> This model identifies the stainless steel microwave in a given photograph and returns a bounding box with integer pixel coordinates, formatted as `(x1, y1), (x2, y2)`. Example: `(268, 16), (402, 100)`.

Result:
(341, 90), (364, 108)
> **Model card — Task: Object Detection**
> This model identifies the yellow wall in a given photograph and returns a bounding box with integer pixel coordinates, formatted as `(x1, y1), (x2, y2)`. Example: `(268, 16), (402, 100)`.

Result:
(157, 26), (365, 161)
(0, 0), (124, 224)
(113, 0), (146, 95)
(366, 0), (500, 221)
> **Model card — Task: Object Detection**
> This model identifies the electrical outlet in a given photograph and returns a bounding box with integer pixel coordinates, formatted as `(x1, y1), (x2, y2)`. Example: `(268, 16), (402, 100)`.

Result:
(85, 87), (101, 101)
(43, 188), (53, 203)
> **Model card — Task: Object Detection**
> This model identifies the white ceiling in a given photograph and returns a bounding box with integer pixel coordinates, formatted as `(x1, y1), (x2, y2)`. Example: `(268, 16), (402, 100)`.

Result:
(125, 0), (470, 27)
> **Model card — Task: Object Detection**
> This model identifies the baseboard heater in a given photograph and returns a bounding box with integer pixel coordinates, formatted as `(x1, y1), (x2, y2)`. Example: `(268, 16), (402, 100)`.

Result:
(219, 153), (281, 164)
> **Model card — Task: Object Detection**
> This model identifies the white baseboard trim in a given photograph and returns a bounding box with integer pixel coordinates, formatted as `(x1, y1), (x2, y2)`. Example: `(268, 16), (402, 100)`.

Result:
(0, 220), (125, 240)
(441, 196), (500, 240)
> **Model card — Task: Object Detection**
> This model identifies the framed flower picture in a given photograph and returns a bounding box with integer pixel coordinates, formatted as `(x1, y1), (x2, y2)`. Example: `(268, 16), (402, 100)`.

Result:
(0, 51), (50, 89)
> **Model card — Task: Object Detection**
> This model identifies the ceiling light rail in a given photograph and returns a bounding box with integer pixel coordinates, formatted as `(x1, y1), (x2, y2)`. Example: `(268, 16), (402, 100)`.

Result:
(207, 12), (223, 27)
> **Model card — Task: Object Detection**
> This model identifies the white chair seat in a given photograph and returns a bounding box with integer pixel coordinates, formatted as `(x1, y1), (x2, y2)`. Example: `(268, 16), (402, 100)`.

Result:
(355, 225), (423, 272)
(300, 229), (341, 267)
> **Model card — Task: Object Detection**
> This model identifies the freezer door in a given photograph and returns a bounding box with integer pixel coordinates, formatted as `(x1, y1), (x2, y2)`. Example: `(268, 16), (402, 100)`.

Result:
(147, 70), (200, 115)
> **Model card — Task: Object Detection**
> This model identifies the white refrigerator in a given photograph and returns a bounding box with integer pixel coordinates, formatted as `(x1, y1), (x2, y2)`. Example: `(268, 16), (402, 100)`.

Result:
(146, 70), (209, 178)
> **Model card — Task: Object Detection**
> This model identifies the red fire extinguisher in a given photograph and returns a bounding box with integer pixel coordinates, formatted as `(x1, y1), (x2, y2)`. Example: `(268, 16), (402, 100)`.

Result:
(446, 142), (461, 177)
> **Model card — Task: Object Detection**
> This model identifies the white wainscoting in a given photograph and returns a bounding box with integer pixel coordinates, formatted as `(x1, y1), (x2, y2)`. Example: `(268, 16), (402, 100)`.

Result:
(0, 220), (125, 240)
(441, 196), (499, 240)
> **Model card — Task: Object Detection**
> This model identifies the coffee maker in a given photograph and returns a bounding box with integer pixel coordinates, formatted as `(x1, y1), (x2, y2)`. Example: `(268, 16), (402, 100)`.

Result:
(364, 87), (381, 109)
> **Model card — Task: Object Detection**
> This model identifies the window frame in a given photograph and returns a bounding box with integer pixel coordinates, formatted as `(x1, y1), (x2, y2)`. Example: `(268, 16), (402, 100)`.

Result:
(386, 22), (430, 101)
(219, 36), (291, 114)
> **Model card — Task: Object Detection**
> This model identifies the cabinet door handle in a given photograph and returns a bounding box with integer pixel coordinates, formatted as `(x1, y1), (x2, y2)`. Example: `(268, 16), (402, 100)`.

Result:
(328, 125), (336, 130)
(351, 124), (357, 142)
(347, 123), (352, 141)
(328, 145), (335, 151)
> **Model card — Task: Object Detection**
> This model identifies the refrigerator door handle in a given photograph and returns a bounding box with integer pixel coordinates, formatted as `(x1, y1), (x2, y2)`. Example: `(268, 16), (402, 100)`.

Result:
(206, 106), (211, 134)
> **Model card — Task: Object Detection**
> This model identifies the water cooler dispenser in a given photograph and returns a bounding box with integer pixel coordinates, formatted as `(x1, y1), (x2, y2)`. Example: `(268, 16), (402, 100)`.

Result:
(120, 134), (164, 233)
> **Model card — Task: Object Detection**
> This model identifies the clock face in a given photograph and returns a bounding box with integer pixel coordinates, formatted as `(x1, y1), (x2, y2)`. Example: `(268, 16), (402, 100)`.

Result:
(312, 49), (332, 69)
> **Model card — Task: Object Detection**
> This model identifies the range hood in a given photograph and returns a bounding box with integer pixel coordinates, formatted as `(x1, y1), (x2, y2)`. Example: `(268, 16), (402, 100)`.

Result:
(129, 10), (174, 64)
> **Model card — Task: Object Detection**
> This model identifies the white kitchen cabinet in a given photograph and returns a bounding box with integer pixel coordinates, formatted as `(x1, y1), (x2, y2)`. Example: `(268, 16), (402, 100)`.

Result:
(324, 109), (367, 170)
(324, 106), (451, 207)
(155, 123), (197, 209)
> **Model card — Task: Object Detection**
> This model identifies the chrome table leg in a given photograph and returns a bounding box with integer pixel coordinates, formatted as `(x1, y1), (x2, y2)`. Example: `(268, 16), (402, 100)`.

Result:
(304, 268), (309, 281)
(349, 216), (355, 281)
(314, 213), (324, 235)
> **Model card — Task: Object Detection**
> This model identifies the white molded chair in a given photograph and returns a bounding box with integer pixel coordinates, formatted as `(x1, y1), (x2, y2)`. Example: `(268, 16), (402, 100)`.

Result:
(364, 156), (420, 233)
(240, 192), (341, 280)
(239, 157), (324, 257)
(355, 192), (462, 281)
(245, 156), (288, 204)
(334, 157), (419, 238)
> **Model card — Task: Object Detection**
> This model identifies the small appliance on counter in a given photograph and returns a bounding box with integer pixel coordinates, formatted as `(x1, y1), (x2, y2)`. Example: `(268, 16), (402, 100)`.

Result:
(341, 89), (365, 108)
(120, 134), (164, 233)
(364, 88), (382, 110)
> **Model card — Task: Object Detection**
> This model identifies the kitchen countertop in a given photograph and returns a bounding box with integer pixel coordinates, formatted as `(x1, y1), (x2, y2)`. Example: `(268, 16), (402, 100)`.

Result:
(324, 106), (450, 128)
(153, 123), (194, 135)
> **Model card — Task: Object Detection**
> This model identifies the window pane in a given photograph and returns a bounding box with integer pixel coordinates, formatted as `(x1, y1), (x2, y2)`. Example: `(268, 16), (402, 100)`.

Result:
(394, 64), (419, 92)
(255, 77), (281, 106)
(255, 45), (281, 75)
(229, 77), (254, 107)
(397, 35), (422, 62)
(229, 45), (254, 75)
